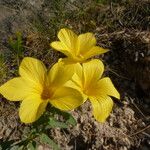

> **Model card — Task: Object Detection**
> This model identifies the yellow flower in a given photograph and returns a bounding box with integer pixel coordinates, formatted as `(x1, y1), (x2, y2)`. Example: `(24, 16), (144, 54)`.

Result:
(50, 28), (108, 63)
(0, 57), (83, 123)
(65, 59), (120, 122)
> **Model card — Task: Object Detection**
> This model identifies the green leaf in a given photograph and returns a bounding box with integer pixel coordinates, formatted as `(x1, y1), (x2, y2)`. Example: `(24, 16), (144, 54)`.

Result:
(40, 134), (60, 150)
(48, 118), (68, 128)
(27, 141), (37, 150)
(10, 145), (24, 150)
(65, 113), (77, 126)
(50, 107), (77, 126)
(17, 146), (24, 150)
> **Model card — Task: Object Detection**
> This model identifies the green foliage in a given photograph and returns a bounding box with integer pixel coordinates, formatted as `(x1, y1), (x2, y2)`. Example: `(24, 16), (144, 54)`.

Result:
(50, 107), (77, 126)
(40, 134), (59, 150)
(27, 141), (37, 150)
(0, 106), (76, 150)
(8, 32), (25, 66)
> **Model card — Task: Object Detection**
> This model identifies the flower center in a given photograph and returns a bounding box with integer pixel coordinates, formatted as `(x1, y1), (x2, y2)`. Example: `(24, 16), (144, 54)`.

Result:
(41, 87), (53, 100)
(83, 84), (95, 96)
(83, 88), (89, 95)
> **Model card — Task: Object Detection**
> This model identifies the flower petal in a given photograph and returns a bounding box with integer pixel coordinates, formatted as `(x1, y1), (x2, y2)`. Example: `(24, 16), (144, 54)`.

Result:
(50, 87), (83, 111)
(65, 79), (88, 102)
(84, 46), (109, 60)
(89, 96), (113, 122)
(95, 77), (120, 99)
(64, 63), (83, 91)
(19, 57), (47, 84)
(65, 63), (88, 101)
(74, 63), (83, 79)
(58, 57), (81, 64)
(83, 59), (104, 88)
(0, 77), (42, 101)
(70, 63), (83, 88)
(50, 41), (72, 57)
(57, 28), (77, 54)
(48, 61), (75, 87)
(77, 33), (96, 55)
(19, 96), (48, 123)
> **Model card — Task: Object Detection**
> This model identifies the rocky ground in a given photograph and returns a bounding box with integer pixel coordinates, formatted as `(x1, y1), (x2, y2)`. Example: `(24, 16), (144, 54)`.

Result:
(0, 0), (150, 150)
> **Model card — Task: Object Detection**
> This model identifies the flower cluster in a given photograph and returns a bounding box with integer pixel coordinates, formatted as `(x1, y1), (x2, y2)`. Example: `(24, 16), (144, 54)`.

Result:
(0, 28), (120, 123)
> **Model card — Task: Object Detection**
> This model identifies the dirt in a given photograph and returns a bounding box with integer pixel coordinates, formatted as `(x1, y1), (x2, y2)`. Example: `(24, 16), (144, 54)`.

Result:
(0, 0), (150, 150)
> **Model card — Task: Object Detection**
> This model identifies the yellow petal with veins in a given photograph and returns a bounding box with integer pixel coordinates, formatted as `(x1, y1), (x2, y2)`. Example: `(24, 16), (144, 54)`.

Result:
(19, 96), (48, 123)
(0, 77), (42, 101)
(48, 61), (75, 88)
(19, 57), (47, 85)
(84, 46), (109, 60)
(93, 77), (120, 99)
(50, 87), (83, 111)
(77, 33), (96, 55)
(83, 59), (104, 88)
(50, 41), (73, 58)
(57, 28), (77, 55)
(64, 63), (85, 98)
(89, 96), (113, 122)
